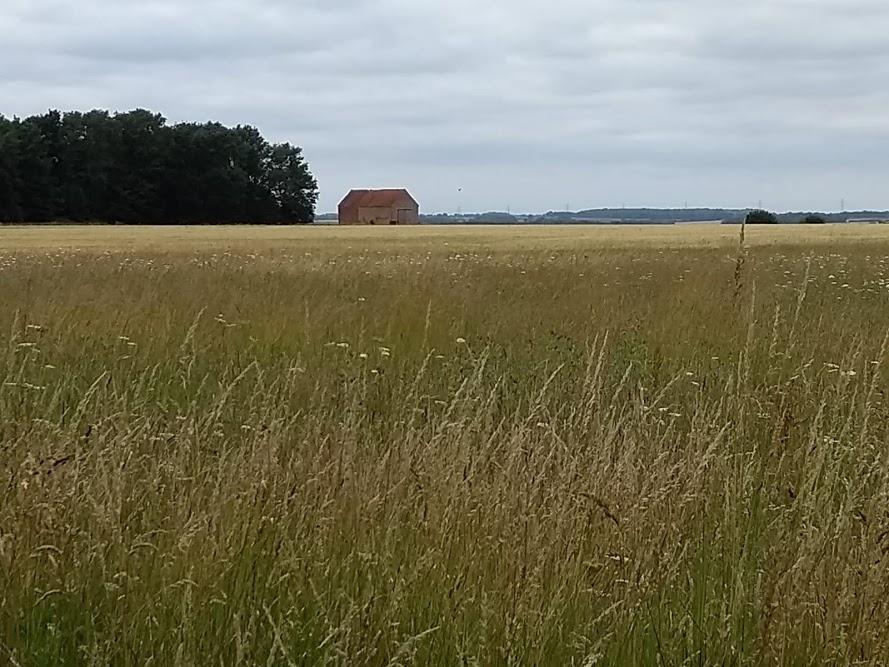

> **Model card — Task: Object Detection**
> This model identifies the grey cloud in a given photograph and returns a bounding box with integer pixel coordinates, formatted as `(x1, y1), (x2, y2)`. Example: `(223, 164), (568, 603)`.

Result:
(2, 0), (888, 212)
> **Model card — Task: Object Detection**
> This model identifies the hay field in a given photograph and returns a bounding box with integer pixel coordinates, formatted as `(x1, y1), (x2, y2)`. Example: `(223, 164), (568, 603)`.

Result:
(3, 222), (889, 252)
(3, 224), (889, 665)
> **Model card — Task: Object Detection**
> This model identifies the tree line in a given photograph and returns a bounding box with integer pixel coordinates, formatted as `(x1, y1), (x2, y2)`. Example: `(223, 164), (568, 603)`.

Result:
(0, 109), (318, 224)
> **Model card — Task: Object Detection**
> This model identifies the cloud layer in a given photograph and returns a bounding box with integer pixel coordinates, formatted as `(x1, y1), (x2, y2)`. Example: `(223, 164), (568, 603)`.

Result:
(3, 0), (888, 212)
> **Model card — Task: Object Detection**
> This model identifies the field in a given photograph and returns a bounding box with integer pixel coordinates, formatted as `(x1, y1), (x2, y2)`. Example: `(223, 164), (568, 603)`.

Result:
(2, 224), (889, 665)
(4, 222), (889, 252)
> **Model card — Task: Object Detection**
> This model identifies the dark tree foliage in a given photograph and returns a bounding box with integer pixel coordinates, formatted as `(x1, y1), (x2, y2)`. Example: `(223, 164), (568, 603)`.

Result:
(802, 214), (827, 224)
(745, 209), (779, 225)
(0, 109), (318, 223)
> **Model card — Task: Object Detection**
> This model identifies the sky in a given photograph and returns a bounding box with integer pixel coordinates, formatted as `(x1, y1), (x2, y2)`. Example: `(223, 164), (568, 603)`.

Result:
(2, 0), (888, 214)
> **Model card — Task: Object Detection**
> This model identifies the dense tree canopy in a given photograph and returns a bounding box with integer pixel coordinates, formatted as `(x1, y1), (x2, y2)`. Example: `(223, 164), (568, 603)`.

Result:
(0, 109), (318, 223)
(801, 214), (827, 224)
(745, 209), (779, 225)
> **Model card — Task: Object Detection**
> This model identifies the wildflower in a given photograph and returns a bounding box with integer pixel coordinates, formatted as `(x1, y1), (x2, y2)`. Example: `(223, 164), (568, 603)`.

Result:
(359, 353), (368, 360)
(456, 337), (467, 344)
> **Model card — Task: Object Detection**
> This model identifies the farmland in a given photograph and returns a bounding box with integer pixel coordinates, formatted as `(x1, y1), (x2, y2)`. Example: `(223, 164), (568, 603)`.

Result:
(3, 222), (889, 252)
(3, 224), (889, 665)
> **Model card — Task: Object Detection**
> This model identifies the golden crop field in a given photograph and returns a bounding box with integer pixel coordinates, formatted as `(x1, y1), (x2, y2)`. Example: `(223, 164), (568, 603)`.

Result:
(3, 223), (889, 665)
(3, 222), (889, 252)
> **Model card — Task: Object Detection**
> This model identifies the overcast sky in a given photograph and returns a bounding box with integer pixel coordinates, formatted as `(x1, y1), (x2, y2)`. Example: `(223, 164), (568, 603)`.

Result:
(2, 0), (888, 213)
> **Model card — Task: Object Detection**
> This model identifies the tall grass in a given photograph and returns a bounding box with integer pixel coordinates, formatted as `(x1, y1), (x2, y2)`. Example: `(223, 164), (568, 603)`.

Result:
(2, 240), (889, 665)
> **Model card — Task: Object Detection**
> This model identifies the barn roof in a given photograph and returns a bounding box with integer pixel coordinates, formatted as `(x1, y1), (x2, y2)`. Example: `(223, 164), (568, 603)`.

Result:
(339, 189), (417, 208)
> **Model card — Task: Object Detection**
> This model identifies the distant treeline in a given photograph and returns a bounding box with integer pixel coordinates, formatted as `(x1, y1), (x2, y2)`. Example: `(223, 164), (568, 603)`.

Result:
(551, 208), (740, 222)
(0, 109), (318, 224)
(416, 209), (889, 225)
(546, 208), (889, 224)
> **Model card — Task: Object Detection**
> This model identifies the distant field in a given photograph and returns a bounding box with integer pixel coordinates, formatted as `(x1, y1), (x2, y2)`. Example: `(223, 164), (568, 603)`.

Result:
(3, 224), (889, 664)
(2, 222), (889, 252)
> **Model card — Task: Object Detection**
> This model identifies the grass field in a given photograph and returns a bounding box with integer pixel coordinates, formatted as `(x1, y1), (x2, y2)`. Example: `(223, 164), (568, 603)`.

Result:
(4, 222), (889, 251)
(3, 224), (889, 665)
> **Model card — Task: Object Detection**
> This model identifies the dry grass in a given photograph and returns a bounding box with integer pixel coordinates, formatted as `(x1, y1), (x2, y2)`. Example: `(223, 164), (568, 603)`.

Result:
(2, 226), (889, 665)
(3, 222), (889, 252)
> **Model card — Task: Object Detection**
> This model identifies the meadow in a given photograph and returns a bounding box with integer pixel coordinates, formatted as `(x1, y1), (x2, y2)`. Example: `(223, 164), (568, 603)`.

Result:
(2, 224), (889, 665)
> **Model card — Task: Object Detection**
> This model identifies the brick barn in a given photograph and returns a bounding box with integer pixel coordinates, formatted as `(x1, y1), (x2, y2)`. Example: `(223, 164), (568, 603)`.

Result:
(338, 189), (420, 225)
